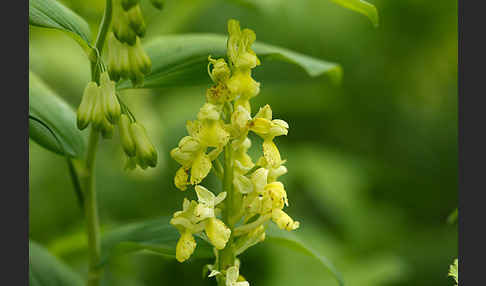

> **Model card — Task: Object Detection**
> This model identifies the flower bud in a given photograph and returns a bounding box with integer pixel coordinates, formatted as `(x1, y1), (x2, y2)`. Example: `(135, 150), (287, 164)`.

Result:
(77, 82), (99, 130)
(190, 152), (211, 185)
(100, 72), (121, 123)
(175, 167), (189, 191)
(121, 0), (139, 11)
(205, 217), (231, 250)
(176, 230), (196, 262)
(112, 4), (137, 45)
(127, 5), (146, 37)
(91, 95), (105, 131)
(130, 122), (158, 167)
(226, 72), (260, 98)
(124, 156), (137, 171)
(271, 209), (299, 231)
(101, 117), (115, 139)
(208, 57), (230, 83)
(119, 114), (136, 156)
(129, 39), (151, 76)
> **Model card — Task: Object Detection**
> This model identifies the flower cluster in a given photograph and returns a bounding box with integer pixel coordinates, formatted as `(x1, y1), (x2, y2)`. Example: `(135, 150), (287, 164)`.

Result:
(107, 0), (160, 87)
(170, 19), (299, 285)
(77, 71), (157, 169)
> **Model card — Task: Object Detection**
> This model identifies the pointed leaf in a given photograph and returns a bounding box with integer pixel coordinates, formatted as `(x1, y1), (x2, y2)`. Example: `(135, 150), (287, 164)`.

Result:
(29, 0), (91, 47)
(99, 217), (213, 267)
(29, 240), (84, 286)
(330, 0), (379, 27)
(29, 71), (86, 157)
(117, 34), (342, 89)
(265, 223), (345, 286)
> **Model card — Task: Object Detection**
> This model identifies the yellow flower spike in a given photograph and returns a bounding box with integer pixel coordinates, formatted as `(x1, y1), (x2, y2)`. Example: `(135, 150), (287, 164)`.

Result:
(175, 167), (189, 191)
(264, 181), (288, 209)
(262, 139), (283, 168)
(205, 217), (231, 250)
(190, 152), (212, 185)
(271, 209), (300, 231)
(176, 230), (197, 262)
(77, 82), (99, 130)
(208, 56), (230, 83)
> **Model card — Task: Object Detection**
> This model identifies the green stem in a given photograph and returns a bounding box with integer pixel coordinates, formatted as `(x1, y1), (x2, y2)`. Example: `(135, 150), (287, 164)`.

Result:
(84, 1), (112, 285)
(84, 130), (101, 286)
(91, 0), (113, 83)
(217, 145), (235, 285)
(67, 158), (84, 210)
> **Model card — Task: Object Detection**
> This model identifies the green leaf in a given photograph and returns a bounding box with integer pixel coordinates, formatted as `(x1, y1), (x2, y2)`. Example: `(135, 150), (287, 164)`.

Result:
(29, 0), (91, 47)
(29, 71), (86, 157)
(99, 217), (213, 267)
(265, 224), (345, 286)
(330, 0), (379, 27)
(29, 240), (84, 286)
(117, 34), (342, 89)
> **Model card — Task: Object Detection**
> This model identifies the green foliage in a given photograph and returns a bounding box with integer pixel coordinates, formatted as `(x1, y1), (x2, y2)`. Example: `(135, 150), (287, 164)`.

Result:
(29, 0), (91, 50)
(265, 224), (344, 286)
(29, 240), (84, 286)
(117, 34), (341, 89)
(99, 217), (214, 266)
(329, 0), (379, 27)
(29, 71), (86, 157)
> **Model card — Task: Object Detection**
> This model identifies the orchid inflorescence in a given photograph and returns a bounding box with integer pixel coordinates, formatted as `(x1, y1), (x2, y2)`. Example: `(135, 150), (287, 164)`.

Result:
(170, 19), (299, 285)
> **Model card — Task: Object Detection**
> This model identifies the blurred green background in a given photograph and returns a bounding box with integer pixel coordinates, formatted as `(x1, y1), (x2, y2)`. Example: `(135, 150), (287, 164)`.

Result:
(29, 0), (458, 285)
